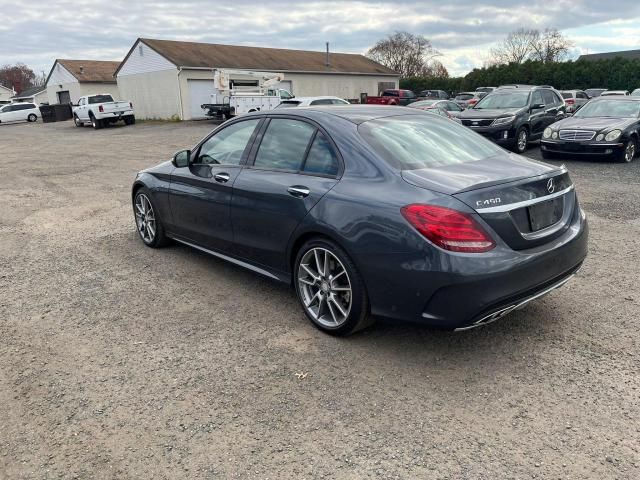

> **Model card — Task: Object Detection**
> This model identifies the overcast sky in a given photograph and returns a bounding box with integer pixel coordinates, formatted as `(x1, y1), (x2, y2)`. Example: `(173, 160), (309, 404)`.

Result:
(2, 0), (640, 78)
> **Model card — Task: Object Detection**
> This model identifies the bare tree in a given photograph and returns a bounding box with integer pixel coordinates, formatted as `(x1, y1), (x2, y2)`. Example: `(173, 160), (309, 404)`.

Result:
(489, 28), (538, 65)
(0, 63), (36, 94)
(530, 28), (574, 63)
(367, 31), (442, 78)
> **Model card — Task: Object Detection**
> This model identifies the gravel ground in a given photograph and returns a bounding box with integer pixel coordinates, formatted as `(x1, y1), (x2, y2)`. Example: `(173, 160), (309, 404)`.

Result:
(1, 119), (639, 479)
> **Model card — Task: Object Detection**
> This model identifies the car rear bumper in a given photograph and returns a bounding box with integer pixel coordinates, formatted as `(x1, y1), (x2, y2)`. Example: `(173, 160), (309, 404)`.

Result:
(541, 139), (624, 155)
(358, 208), (588, 330)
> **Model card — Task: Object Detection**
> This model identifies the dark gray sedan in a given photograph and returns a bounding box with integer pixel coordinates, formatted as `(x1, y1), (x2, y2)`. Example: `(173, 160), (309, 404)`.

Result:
(132, 106), (588, 335)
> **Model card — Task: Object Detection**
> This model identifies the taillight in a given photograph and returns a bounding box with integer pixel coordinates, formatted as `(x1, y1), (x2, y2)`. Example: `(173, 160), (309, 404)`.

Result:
(565, 99), (575, 105)
(401, 204), (495, 253)
(98, 105), (104, 112)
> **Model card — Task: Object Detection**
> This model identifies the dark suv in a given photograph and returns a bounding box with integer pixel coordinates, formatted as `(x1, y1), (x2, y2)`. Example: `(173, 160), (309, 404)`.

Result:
(458, 85), (566, 153)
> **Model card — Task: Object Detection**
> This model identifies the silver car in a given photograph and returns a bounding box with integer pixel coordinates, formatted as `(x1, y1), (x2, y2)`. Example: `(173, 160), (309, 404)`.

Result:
(560, 90), (590, 114)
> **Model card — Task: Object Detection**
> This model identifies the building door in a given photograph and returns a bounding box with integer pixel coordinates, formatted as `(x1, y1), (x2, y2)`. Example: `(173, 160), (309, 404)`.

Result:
(187, 79), (216, 120)
(57, 91), (71, 104)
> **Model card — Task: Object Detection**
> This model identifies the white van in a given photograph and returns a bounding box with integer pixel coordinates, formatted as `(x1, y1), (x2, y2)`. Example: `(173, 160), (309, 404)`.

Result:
(0, 103), (40, 124)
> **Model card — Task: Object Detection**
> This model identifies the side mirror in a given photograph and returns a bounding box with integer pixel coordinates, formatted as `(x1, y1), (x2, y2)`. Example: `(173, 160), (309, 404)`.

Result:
(531, 103), (546, 110)
(172, 149), (191, 168)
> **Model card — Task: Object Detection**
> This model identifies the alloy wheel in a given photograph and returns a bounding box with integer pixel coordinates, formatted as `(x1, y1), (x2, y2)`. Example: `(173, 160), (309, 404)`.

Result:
(517, 130), (528, 152)
(625, 141), (636, 162)
(297, 247), (352, 328)
(134, 193), (156, 244)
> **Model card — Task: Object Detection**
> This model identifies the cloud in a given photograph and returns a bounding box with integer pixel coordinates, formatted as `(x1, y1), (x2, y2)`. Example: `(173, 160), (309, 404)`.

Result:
(1, 0), (639, 77)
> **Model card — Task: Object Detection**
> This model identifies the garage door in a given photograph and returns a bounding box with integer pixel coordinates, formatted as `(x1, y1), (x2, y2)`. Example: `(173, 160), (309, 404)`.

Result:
(57, 91), (71, 104)
(187, 80), (216, 119)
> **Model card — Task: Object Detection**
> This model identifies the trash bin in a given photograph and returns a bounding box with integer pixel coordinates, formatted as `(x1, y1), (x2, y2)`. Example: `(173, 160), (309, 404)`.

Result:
(39, 105), (56, 123)
(53, 104), (72, 121)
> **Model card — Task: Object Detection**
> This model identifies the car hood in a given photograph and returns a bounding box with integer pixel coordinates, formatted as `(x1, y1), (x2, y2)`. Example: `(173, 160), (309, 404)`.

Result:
(551, 116), (635, 131)
(401, 153), (560, 195)
(459, 107), (523, 119)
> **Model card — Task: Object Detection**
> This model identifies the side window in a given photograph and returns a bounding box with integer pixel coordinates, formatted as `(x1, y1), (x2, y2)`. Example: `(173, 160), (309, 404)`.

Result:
(303, 132), (339, 177)
(254, 119), (315, 171)
(310, 99), (333, 105)
(542, 90), (556, 107)
(447, 101), (460, 111)
(196, 119), (260, 166)
(532, 91), (544, 107)
(576, 92), (587, 99)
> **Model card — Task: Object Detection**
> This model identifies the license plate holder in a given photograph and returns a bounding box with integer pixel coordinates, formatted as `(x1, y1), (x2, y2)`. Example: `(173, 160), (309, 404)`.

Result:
(529, 198), (563, 231)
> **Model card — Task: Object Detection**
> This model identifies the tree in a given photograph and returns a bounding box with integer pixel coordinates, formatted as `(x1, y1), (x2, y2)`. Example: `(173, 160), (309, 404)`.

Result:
(530, 28), (574, 63)
(489, 28), (574, 66)
(0, 63), (37, 94)
(367, 31), (442, 78)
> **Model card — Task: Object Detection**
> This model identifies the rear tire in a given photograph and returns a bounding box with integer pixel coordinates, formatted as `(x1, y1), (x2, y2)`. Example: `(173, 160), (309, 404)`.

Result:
(90, 114), (102, 130)
(294, 238), (373, 336)
(513, 127), (529, 154)
(73, 115), (83, 127)
(27, 113), (37, 122)
(615, 138), (636, 163)
(124, 115), (136, 125)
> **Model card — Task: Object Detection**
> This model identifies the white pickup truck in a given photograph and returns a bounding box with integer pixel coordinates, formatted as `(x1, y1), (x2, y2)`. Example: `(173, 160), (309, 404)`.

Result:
(72, 94), (135, 129)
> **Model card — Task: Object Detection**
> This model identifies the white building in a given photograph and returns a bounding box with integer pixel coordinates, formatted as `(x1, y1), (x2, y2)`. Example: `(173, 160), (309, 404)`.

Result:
(0, 84), (15, 104)
(45, 59), (120, 105)
(115, 38), (400, 120)
(11, 85), (48, 104)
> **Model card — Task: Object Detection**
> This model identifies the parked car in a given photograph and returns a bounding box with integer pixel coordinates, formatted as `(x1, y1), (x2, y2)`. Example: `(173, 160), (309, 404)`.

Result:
(418, 89), (450, 100)
(601, 90), (630, 96)
(365, 89), (417, 106)
(422, 107), (463, 123)
(475, 87), (496, 94)
(73, 94), (135, 129)
(540, 96), (640, 163)
(585, 88), (607, 98)
(131, 106), (588, 335)
(560, 90), (590, 114)
(458, 85), (566, 153)
(408, 99), (464, 119)
(632, 88), (640, 97)
(454, 92), (486, 109)
(275, 96), (349, 108)
(0, 102), (40, 124)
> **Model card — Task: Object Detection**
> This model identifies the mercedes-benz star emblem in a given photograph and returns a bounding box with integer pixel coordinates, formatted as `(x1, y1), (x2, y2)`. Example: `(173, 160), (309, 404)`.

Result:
(547, 178), (555, 194)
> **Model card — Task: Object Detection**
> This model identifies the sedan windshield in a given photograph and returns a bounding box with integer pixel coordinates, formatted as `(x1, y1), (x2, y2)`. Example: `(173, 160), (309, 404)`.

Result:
(574, 100), (640, 118)
(474, 92), (530, 109)
(358, 114), (503, 170)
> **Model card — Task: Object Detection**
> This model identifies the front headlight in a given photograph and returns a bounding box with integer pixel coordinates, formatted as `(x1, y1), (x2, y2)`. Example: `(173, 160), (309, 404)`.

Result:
(596, 133), (604, 141)
(604, 130), (622, 141)
(543, 127), (552, 139)
(492, 115), (516, 126)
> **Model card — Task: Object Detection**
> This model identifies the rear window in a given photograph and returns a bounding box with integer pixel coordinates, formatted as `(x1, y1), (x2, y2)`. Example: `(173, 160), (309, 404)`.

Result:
(275, 101), (301, 108)
(358, 115), (503, 170)
(455, 94), (474, 101)
(561, 92), (574, 99)
(88, 95), (114, 104)
(382, 91), (399, 97)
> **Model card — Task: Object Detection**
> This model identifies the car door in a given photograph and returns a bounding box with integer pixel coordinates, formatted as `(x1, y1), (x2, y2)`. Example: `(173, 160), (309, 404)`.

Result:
(76, 98), (87, 120)
(529, 90), (547, 136)
(231, 117), (341, 273)
(0, 104), (13, 122)
(168, 118), (262, 252)
(542, 90), (562, 128)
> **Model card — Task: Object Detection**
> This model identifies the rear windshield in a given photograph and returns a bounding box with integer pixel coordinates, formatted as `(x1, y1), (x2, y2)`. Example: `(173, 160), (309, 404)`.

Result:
(474, 92), (530, 109)
(276, 101), (301, 108)
(358, 114), (503, 170)
(88, 95), (114, 104)
(561, 92), (573, 99)
(455, 94), (474, 101)
(574, 100), (640, 118)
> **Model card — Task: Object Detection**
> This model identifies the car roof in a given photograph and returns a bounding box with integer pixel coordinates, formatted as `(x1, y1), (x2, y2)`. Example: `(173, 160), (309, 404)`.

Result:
(590, 95), (640, 102)
(290, 96), (345, 101)
(254, 105), (425, 125)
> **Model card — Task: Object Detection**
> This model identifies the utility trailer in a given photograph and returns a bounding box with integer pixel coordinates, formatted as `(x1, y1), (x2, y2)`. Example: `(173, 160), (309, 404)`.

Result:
(201, 69), (293, 120)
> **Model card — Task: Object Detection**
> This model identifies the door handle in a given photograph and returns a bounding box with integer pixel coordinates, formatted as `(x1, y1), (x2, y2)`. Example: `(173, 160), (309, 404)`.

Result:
(214, 172), (230, 183)
(287, 186), (310, 198)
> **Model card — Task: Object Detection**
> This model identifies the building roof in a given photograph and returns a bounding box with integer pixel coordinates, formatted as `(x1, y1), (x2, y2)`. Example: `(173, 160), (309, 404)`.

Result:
(47, 59), (120, 84)
(115, 38), (398, 76)
(578, 49), (640, 61)
(12, 85), (46, 98)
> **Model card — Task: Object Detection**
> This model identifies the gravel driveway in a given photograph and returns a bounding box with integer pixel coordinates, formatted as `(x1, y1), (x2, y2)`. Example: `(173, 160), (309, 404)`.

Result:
(1, 119), (638, 479)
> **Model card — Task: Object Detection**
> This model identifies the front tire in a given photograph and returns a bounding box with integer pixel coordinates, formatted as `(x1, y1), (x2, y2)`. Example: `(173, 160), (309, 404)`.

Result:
(615, 138), (636, 163)
(133, 188), (169, 248)
(73, 115), (83, 127)
(90, 114), (102, 130)
(27, 113), (37, 122)
(294, 238), (372, 336)
(513, 127), (529, 154)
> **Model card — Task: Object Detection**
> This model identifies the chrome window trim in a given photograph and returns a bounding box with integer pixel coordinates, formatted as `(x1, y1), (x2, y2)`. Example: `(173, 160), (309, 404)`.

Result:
(474, 185), (574, 213)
